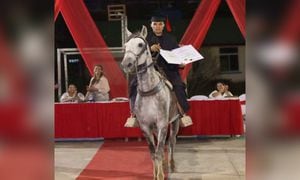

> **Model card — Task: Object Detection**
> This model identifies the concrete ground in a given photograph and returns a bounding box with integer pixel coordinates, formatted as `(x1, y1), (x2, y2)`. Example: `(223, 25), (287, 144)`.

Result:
(55, 136), (245, 180)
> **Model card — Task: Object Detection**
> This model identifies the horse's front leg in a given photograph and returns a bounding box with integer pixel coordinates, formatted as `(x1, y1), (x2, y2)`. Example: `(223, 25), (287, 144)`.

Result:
(155, 126), (168, 180)
(141, 128), (157, 179)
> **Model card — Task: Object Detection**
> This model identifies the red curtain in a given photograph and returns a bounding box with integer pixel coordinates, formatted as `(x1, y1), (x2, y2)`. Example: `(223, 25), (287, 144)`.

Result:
(180, 0), (221, 79)
(58, 0), (127, 98)
(54, 0), (60, 21)
(226, 0), (246, 38)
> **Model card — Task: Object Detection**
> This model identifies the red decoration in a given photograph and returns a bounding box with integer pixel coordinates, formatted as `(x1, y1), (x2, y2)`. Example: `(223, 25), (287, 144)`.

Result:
(165, 16), (172, 32)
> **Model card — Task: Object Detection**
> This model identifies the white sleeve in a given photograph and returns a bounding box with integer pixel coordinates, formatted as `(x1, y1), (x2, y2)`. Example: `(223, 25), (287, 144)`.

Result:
(228, 91), (233, 97)
(209, 90), (217, 98)
(99, 76), (110, 93)
(77, 93), (85, 102)
(60, 93), (69, 102)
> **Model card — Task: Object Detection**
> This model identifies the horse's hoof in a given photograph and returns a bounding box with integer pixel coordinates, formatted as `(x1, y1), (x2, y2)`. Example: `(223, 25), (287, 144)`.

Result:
(163, 159), (168, 172)
(170, 160), (175, 172)
(157, 174), (164, 180)
(170, 165), (175, 173)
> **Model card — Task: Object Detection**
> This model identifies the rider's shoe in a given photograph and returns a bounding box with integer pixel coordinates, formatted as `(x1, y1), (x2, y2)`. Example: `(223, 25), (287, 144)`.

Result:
(124, 114), (139, 127)
(180, 114), (193, 127)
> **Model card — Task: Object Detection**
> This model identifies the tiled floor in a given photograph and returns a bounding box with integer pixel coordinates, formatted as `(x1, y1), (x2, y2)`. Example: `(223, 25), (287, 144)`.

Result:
(55, 141), (103, 180)
(168, 137), (245, 180)
(55, 137), (245, 180)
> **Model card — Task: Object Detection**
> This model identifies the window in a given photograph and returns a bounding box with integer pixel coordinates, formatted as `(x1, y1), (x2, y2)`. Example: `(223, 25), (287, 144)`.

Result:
(219, 47), (239, 73)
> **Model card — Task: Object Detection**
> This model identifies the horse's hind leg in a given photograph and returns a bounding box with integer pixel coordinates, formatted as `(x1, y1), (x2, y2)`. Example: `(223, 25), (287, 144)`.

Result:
(156, 126), (168, 180)
(169, 119), (180, 172)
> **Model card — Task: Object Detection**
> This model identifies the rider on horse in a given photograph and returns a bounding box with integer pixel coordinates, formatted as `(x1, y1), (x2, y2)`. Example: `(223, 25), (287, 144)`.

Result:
(125, 16), (193, 128)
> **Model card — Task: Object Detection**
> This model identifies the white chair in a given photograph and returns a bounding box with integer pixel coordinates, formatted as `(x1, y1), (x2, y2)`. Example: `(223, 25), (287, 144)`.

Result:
(190, 95), (209, 100)
(239, 94), (246, 117)
(111, 97), (129, 102)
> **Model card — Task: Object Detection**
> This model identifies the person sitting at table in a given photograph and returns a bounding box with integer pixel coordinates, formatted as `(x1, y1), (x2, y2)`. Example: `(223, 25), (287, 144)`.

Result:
(223, 82), (234, 97)
(60, 84), (85, 103)
(85, 64), (110, 102)
(209, 82), (233, 98)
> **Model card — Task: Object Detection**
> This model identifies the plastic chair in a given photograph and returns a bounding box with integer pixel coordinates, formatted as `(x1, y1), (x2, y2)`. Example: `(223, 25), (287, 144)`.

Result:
(111, 97), (129, 101)
(239, 94), (246, 116)
(190, 95), (209, 100)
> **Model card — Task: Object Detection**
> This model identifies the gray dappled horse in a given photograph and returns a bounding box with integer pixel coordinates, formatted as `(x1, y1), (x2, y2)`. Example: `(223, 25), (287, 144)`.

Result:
(121, 26), (180, 180)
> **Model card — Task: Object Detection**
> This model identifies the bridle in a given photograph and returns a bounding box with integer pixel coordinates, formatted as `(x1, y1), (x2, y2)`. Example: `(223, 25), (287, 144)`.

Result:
(125, 35), (164, 97)
(125, 35), (154, 74)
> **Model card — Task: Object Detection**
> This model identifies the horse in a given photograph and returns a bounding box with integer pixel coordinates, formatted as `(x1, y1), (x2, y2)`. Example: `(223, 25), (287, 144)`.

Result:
(121, 25), (180, 180)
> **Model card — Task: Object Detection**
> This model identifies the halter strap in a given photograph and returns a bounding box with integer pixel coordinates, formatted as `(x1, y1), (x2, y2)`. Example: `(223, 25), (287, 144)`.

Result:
(137, 61), (154, 74)
(125, 35), (152, 74)
(138, 79), (164, 97)
(126, 35), (148, 59)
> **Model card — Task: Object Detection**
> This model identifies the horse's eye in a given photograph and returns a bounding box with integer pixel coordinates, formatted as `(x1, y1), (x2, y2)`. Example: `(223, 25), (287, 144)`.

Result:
(138, 43), (143, 48)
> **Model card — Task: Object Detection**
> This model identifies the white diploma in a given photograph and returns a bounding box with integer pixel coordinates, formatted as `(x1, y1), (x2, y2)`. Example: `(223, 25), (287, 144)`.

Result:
(159, 45), (204, 65)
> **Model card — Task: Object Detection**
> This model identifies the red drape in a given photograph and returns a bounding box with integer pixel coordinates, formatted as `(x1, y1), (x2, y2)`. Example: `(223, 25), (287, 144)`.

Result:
(58, 0), (127, 98)
(165, 16), (172, 32)
(54, 0), (60, 21)
(226, 0), (246, 39)
(180, 0), (221, 79)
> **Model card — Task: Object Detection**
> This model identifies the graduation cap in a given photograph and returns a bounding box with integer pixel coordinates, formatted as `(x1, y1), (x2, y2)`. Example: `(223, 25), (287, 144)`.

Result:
(151, 16), (166, 22)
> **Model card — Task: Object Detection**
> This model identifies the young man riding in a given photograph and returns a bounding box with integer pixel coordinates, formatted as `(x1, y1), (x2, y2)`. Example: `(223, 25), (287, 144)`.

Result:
(125, 16), (193, 127)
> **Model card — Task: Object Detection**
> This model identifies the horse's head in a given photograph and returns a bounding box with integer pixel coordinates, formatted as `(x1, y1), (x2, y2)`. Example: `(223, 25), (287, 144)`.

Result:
(121, 25), (149, 73)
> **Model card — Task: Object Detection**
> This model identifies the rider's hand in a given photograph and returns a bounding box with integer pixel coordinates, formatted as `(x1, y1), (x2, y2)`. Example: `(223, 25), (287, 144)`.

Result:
(150, 44), (161, 52)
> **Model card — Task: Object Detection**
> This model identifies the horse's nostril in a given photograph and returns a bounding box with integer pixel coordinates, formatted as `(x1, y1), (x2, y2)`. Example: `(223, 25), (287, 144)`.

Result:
(128, 63), (133, 68)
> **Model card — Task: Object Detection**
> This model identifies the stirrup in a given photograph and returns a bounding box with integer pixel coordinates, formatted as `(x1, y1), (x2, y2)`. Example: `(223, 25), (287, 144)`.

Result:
(124, 116), (139, 128)
(180, 115), (193, 127)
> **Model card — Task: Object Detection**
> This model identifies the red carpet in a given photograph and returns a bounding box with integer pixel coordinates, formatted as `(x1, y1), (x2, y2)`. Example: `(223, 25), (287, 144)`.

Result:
(77, 140), (160, 180)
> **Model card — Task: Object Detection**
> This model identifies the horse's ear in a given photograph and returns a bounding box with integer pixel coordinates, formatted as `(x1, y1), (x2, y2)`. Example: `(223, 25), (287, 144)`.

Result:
(125, 28), (132, 41)
(141, 25), (148, 39)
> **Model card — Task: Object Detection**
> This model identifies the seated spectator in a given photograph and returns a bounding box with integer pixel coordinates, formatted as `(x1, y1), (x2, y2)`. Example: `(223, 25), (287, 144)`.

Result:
(209, 82), (233, 98)
(85, 64), (110, 102)
(60, 84), (85, 103)
(209, 82), (225, 98)
(223, 82), (234, 97)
